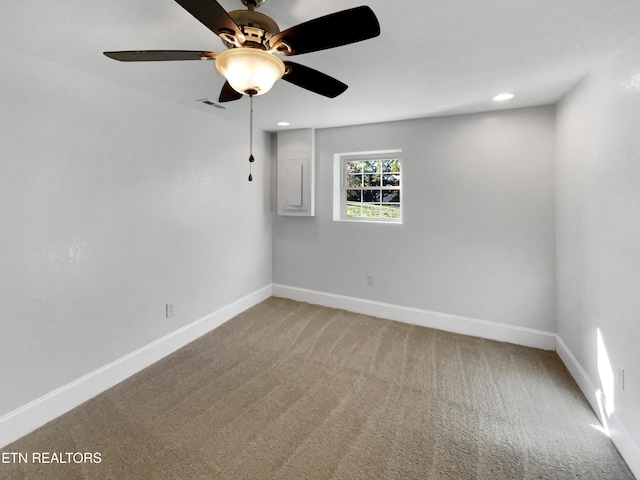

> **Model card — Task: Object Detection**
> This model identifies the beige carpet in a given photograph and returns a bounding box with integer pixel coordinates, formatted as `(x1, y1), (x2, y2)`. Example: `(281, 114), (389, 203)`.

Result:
(1, 297), (634, 479)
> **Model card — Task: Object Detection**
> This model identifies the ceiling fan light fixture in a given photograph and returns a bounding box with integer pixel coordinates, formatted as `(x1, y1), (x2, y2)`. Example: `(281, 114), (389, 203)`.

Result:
(215, 48), (285, 96)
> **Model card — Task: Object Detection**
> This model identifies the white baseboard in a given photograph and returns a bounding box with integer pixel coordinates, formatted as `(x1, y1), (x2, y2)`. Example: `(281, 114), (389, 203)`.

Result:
(554, 335), (601, 418)
(0, 285), (272, 449)
(556, 336), (640, 478)
(272, 284), (556, 350)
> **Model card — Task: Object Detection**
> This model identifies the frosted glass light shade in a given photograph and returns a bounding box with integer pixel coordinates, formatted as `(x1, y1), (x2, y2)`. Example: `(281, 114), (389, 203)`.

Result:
(215, 48), (285, 96)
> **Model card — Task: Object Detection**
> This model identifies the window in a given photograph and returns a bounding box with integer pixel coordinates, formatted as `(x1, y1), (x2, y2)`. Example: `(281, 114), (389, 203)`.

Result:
(333, 150), (402, 223)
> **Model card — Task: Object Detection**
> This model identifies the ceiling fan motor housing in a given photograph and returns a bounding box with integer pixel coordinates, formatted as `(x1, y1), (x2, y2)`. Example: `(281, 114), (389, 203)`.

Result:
(241, 0), (266, 7)
(224, 10), (280, 49)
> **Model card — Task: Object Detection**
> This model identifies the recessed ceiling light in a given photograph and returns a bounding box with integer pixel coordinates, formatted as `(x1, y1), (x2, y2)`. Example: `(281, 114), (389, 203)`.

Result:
(493, 93), (514, 101)
(277, 121), (290, 126)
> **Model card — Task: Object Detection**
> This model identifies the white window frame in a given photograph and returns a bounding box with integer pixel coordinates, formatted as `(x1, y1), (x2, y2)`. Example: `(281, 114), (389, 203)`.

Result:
(333, 149), (403, 224)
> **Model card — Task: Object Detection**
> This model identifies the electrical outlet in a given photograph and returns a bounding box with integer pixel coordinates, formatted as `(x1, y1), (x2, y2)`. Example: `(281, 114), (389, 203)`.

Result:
(166, 303), (175, 318)
(367, 274), (375, 286)
(617, 367), (625, 391)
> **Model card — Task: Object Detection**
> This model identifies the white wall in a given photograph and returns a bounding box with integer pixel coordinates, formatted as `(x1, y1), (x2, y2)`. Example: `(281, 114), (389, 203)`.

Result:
(0, 45), (272, 418)
(556, 30), (640, 469)
(274, 106), (556, 333)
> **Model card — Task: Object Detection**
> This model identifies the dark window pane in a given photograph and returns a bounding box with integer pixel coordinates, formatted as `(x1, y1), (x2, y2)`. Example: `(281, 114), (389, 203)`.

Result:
(363, 190), (381, 202)
(346, 190), (361, 202)
(382, 190), (400, 203)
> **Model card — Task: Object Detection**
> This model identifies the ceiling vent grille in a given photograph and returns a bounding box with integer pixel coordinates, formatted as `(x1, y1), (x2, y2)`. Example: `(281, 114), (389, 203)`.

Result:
(197, 99), (226, 110)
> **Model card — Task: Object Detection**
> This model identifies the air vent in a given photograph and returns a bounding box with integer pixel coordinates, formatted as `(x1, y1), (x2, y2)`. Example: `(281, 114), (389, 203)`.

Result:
(197, 99), (226, 110)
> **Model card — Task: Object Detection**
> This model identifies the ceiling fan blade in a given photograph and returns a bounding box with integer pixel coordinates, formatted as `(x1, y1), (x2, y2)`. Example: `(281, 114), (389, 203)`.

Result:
(282, 61), (348, 98)
(104, 50), (216, 62)
(174, 0), (243, 40)
(269, 6), (380, 56)
(219, 81), (244, 103)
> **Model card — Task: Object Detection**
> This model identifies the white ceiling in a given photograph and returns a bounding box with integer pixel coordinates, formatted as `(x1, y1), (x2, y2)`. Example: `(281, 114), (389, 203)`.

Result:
(3, 0), (640, 132)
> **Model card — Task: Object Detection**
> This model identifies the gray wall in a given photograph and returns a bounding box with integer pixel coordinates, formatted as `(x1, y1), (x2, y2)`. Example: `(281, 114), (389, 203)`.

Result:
(556, 30), (640, 453)
(0, 45), (272, 416)
(274, 106), (556, 332)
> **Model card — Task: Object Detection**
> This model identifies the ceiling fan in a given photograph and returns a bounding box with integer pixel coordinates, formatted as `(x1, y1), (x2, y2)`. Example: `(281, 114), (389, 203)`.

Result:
(104, 0), (380, 181)
(104, 0), (381, 102)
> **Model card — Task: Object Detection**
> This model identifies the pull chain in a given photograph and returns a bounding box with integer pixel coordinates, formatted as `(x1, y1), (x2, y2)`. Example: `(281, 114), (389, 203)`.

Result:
(248, 93), (255, 181)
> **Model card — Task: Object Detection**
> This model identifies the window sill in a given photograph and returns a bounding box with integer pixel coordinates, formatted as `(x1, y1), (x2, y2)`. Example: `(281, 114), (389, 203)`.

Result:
(335, 218), (403, 225)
